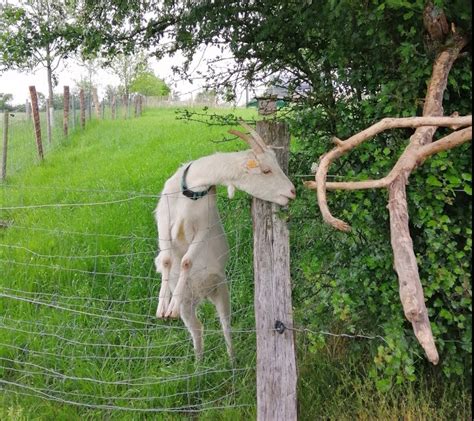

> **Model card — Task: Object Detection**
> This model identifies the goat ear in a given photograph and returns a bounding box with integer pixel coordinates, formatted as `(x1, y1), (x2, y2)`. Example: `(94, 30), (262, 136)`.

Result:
(242, 157), (262, 174)
(227, 185), (235, 199)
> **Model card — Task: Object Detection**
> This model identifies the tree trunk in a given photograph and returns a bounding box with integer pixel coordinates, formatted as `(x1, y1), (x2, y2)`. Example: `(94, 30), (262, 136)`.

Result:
(45, 46), (54, 125)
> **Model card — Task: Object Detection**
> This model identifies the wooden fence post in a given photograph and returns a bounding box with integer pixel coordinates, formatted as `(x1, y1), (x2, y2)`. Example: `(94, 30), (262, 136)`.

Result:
(252, 102), (298, 420)
(63, 86), (70, 136)
(71, 94), (76, 130)
(79, 89), (86, 129)
(1, 111), (8, 181)
(87, 90), (92, 120)
(123, 94), (128, 119)
(29, 86), (44, 160)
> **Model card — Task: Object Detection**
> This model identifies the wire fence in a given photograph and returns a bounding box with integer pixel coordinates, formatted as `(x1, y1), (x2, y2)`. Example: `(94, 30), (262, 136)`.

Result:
(0, 181), (388, 416)
(0, 91), (149, 181)
(0, 95), (392, 416)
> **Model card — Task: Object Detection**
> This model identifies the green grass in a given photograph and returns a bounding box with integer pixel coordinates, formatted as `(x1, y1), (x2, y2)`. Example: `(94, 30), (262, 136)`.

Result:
(1, 107), (258, 419)
(0, 107), (470, 420)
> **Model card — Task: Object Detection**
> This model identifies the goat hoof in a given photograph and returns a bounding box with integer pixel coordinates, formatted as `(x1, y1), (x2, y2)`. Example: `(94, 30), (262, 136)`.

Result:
(165, 299), (180, 318)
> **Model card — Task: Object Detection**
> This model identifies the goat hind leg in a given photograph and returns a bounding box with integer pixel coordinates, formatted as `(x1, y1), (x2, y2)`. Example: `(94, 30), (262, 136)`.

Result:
(210, 280), (233, 360)
(180, 301), (204, 361)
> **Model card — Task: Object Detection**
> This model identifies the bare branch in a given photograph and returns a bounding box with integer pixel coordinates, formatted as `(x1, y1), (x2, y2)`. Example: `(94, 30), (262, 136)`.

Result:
(305, 177), (391, 191)
(313, 115), (471, 231)
(417, 126), (472, 160)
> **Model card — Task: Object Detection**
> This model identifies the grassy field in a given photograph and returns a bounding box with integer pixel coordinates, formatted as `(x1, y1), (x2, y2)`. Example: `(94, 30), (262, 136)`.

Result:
(0, 107), (471, 420)
(0, 107), (259, 419)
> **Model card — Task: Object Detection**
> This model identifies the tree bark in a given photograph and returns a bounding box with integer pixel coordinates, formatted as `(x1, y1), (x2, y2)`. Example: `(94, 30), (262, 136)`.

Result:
(388, 175), (439, 364)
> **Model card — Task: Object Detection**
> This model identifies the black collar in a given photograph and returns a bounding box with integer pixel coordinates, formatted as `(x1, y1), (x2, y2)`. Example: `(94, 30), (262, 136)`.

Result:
(181, 163), (213, 201)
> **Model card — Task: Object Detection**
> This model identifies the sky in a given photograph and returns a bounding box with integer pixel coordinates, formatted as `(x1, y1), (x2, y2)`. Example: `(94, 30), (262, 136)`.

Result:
(0, 46), (253, 106)
(0, 51), (209, 106)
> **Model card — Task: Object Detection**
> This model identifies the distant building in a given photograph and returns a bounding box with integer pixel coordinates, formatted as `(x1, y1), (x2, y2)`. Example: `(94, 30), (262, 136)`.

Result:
(246, 83), (312, 109)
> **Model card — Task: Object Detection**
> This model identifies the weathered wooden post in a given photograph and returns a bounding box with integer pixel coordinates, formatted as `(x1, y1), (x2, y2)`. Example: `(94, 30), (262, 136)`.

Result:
(1, 111), (8, 181)
(123, 94), (128, 119)
(29, 86), (44, 160)
(138, 95), (143, 116)
(63, 86), (70, 136)
(134, 95), (139, 117)
(252, 97), (298, 420)
(79, 89), (86, 129)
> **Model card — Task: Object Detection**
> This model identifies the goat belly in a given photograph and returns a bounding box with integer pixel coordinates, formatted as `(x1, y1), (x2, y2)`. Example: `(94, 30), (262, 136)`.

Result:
(171, 220), (191, 248)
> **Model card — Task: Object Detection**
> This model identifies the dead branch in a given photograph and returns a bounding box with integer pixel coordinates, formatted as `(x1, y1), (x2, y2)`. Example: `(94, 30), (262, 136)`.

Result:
(313, 115), (471, 231)
(305, 125), (472, 193)
(306, 23), (469, 364)
(417, 126), (472, 159)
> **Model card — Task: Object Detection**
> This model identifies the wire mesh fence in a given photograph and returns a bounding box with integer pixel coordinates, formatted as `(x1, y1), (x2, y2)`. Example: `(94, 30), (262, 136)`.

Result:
(0, 185), (258, 415)
(1, 92), (145, 181)
(0, 103), (392, 417)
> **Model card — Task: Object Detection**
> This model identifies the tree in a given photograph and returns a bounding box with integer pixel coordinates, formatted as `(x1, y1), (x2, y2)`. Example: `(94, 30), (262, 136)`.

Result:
(0, 93), (13, 111)
(129, 71), (170, 97)
(195, 88), (217, 105)
(0, 0), (78, 119)
(110, 52), (149, 98)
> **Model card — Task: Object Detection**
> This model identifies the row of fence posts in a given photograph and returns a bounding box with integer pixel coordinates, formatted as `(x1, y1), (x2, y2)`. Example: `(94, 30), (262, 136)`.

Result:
(1, 86), (144, 181)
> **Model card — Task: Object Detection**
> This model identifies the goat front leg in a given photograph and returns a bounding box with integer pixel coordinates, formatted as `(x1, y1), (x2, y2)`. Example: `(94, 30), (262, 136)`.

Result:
(165, 256), (191, 318)
(165, 229), (209, 318)
(155, 253), (172, 318)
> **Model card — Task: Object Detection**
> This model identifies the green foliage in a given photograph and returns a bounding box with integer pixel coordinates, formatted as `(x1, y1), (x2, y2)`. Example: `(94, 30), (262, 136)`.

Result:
(130, 71), (170, 96)
(0, 93), (13, 111)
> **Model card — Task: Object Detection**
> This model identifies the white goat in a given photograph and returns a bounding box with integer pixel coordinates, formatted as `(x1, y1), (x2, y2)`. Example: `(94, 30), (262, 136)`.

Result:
(154, 121), (295, 360)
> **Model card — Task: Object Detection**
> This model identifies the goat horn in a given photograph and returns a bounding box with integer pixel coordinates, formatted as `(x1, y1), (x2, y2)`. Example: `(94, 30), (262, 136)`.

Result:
(228, 129), (265, 155)
(238, 119), (268, 151)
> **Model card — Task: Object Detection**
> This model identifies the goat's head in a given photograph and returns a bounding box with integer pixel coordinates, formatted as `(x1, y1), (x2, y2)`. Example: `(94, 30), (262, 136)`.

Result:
(228, 120), (296, 206)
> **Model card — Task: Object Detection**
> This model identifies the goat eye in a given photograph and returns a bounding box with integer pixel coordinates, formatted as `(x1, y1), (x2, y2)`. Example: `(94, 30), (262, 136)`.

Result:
(262, 168), (272, 174)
